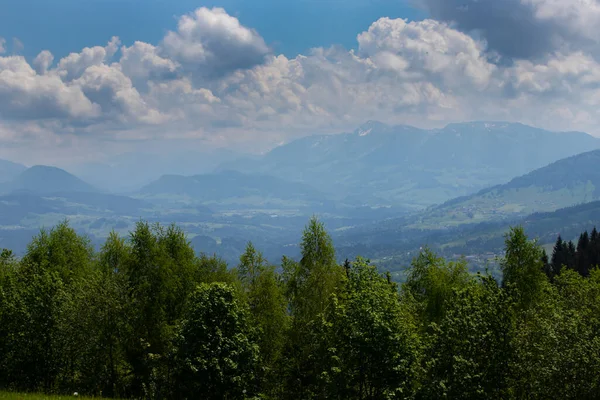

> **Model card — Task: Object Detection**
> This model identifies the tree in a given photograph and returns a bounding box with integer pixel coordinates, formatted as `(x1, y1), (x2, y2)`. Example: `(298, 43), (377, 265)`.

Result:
(566, 240), (577, 270)
(403, 247), (472, 325)
(22, 221), (94, 284)
(331, 258), (420, 399)
(500, 226), (546, 310)
(238, 243), (288, 395)
(293, 216), (345, 322)
(123, 222), (197, 398)
(281, 217), (346, 398)
(541, 249), (552, 281)
(0, 264), (65, 392)
(421, 275), (515, 400)
(174, 283), (259, 399)
(511, 269), (600, 398)
(551, 235), (566, 278)
(576, 231), (591, 277)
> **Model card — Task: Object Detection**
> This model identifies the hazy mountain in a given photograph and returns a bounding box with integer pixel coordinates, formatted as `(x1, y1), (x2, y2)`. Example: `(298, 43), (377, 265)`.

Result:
(138, 170), (330, 208)
(0, 191), (149, 224)
(73, 149), (242, 193)
(331, 197), (600, 279)
(409, 149), (600, 229)
(4, 165), (97, 195)
(0, 159), (27, 183)
(219, 121), (600, 209)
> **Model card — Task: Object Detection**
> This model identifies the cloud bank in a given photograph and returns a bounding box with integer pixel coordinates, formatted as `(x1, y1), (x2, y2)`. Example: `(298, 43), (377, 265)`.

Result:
(2, 4), (600, 163)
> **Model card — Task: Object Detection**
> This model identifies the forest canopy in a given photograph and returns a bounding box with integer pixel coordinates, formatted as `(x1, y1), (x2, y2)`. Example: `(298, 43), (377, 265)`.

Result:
(1, 218), (600, 399)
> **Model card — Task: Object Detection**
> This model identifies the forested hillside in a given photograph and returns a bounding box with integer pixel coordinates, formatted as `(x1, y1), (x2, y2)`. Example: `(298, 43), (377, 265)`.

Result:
(2, 219), (600, 399)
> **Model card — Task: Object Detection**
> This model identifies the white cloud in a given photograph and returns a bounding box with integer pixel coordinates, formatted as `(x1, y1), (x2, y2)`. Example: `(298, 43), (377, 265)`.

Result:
(4, 6), (600, 160)
(0, 56), (99, 120)
(73, 64), (165, 124)
(33, 50), (54, 75)
(357, 18), (495, 89)
(423, 0), (600, 60)
(56, 37), (121, 81)
(119, 41), (178, 81)
(160, 7), (270, 78)
(524, 0), (600, 42)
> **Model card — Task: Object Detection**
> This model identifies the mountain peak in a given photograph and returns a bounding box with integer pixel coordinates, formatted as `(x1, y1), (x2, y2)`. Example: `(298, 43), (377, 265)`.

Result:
(8, 165), (97, 194)
(355, 120), (388, 136)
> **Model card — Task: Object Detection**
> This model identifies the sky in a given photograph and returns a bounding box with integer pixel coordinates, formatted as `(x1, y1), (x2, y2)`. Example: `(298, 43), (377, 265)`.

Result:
(2, 0), (600, 166)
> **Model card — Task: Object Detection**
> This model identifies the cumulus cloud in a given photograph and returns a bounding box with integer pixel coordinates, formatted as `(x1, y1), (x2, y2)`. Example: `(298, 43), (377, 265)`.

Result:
(119, 41), (178, 81)
(33, 50), (54, 75)
(56, 37), (121, 81)
(4, 5), (600, 158)
(0, 38), (5, 54)
(160, 7), (270, 78)
(422, 0), (600, 60)
(73, 63), (165, 124)
(0, 56), (99, 119)
(357, 18), (495, 89)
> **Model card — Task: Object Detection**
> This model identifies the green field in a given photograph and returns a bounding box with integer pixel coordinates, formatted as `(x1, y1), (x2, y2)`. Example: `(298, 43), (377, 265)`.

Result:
(0, 393), (108, 400)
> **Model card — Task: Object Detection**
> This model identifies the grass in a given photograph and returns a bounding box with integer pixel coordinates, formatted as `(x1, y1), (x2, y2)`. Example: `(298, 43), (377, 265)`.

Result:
(0, 392), (110, 400)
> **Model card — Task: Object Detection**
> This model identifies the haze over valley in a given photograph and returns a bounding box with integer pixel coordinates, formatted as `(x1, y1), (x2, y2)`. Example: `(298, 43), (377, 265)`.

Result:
(2, 120), (600, 277)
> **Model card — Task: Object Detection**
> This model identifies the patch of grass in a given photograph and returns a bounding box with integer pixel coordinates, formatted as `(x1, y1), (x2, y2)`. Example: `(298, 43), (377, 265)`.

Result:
(0, 392), (110, 400)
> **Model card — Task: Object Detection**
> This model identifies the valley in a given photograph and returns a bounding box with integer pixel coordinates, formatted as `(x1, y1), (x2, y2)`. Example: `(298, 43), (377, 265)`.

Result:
(2, 121), (600, 275)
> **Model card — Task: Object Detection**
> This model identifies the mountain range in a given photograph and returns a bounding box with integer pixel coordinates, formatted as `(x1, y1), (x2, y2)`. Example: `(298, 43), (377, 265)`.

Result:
(1, 165), (97, 195)
(138, 170), (331, 209)
(0, 159), (27, 183)
(2, 120), (600, 272)
(219, 121), (600, 209)
(406, 149), (600, 229)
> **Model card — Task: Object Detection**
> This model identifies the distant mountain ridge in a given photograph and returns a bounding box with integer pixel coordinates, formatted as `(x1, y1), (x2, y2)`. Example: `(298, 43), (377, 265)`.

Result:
(412, 149), (600, 228)
(334, 148), (600, 263)
(2, 165), (97, 195)
(138, 170), (331, 208)
(219, 121), (600, 209)
(0, 159), (27, 183)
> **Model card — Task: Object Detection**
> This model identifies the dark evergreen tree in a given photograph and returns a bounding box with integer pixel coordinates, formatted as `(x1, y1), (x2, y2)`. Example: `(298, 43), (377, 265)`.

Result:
(541, 250), (552, 280)
(567, 241), (577, 271)
(576, 231), (591, 277)
(551, 235), (566, 277)
(590, 227), (600, 271)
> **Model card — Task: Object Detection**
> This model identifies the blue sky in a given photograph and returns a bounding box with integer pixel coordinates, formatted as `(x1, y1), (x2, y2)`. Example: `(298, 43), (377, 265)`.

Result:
(1, 0), (424, 60)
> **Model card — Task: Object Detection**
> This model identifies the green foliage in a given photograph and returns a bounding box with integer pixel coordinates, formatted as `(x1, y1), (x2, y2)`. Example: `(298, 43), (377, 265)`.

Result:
(22, 221), (94, 284)
(403, 247), (473, 325)
(281, 217), (347, 398)
(329, 257), (421, 399)
(0, 266), (65, 391)
(238, 243), (289, 394)
(173, 283), (259, 400)
(291, 216), (345, 323)
(421, 275), (515, 400)
(511, 270), (600, 399)
(4, 219), (600, 399)
(501, 226), (546, 310)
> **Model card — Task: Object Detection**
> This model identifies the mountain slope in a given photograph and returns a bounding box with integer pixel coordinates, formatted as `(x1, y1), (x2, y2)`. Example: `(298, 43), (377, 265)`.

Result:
(335, 199), (600, 277)
(5, 165), (97, 194)
(219, 121), (600, 208)
(0, 159), (26, 183)
(414, 149), (600, 228)
(74, 149), (242, 192)
(138, 170), (331, 208)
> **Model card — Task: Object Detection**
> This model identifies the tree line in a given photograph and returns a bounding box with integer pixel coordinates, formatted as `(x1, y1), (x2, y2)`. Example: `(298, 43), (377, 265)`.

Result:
(545, 227), (600, 279)
(1, 218), (600, 399)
